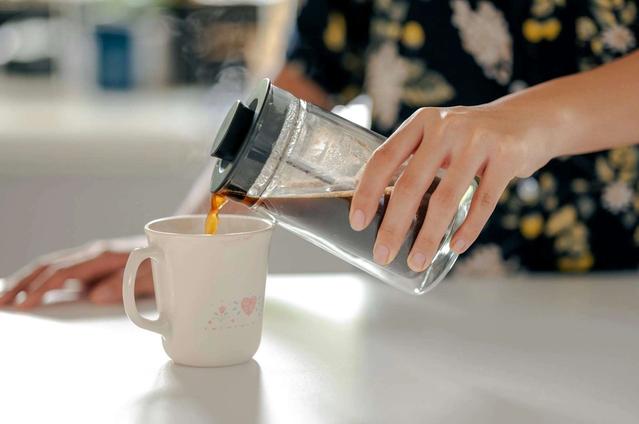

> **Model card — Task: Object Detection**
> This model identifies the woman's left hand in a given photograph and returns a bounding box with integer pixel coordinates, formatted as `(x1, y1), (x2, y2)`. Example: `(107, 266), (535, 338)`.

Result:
(349, 101), (560, 272)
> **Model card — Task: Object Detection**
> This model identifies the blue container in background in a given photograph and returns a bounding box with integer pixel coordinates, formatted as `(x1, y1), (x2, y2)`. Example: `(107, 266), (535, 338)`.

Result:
(95, 25), (133, 90)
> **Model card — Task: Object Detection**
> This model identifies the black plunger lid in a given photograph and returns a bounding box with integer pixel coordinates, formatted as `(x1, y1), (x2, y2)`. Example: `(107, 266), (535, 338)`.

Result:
(209, 78), (276, 195)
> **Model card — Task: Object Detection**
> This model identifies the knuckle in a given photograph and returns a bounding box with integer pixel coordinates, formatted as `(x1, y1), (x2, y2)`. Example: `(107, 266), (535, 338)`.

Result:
(416, 107), (435, 119)
(478, 190), (495, 208)
(440, 113), (464, 134)
(394, 175), (422, 199)
(468, 130), (487, 150)
(432, 185), (456, 208)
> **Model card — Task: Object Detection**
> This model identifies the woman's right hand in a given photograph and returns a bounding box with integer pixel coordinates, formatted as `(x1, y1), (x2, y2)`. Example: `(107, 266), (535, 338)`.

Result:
(0, 246), (154, 309)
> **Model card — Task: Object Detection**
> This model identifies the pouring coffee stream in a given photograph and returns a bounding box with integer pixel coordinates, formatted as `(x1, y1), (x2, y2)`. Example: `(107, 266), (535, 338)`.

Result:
(206, 79), (477, 295)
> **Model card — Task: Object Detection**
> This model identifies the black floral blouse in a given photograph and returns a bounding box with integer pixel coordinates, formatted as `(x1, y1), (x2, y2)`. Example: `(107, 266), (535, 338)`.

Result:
(286, 0), (639, 273)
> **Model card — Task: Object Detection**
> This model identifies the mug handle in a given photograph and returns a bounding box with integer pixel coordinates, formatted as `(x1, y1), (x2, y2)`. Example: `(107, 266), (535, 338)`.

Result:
(123, 246), (169, 336)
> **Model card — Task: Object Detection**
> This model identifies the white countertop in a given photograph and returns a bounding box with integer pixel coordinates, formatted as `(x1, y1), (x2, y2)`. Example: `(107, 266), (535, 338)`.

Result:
(1, 273), (638, 423)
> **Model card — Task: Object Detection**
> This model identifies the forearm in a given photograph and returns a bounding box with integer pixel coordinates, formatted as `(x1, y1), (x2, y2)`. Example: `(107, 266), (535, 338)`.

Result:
(496, 51), (639, 158)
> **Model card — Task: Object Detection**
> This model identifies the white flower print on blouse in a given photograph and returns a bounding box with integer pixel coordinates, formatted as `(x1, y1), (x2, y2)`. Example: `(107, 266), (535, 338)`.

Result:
(601, 24), (636, 53)
(450, 0), (513, 85)
(365, 42), (409, 130)
(602, 181), (633, 213)
(453, 244), (518, 278)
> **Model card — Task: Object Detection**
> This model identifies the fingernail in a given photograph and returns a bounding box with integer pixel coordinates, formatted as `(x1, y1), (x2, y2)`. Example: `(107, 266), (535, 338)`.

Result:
(452, 239), (466, 254)
(408, 252), (427, 272)
(350, 209), (366, 231)
(373, 244), (390, 265)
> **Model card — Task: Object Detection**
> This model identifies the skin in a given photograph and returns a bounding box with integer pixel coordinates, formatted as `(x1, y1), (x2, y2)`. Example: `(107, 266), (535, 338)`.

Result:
(2, 52), (637, 307)
(349, 51), (639, 271)
(0, 252), (154, 308)
(0, 201), (248, 308)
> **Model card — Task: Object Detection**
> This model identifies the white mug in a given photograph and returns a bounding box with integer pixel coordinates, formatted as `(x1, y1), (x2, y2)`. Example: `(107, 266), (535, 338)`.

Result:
(123, 214), (274, 367)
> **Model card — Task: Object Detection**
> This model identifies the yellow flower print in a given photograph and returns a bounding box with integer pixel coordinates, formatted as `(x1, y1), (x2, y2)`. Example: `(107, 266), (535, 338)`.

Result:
(609, 146), (638, 169)
(324, 12), (346, 52)
(539, 172), (556, 192)
(530, 0), (565, 17)
(555, 232), (587, 255)
(401, 63), (455, 106)
(622, 2), (637, 24)
(577, 16), (598, 41)
(376, 0), (393, 11)
(591, 36), (605, 54)
(595, 0), (614, 9)
(596, 8), (617, 26)
(571, 179), (590, 193)
(595, 156), (615, 182)
(558, 253), (594, 272)
(570, 222), (588, 240)
(620, 169), (636, 183)
(520, 213), (544, 239)
(545, 205), (577, 236)
(532, 0), (554, 17)
(523, 18), (562, 43)
(402, 21), (426, 49)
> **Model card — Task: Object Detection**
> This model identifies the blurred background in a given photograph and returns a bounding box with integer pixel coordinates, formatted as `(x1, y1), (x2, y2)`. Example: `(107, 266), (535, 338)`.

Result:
(0, 0), (352, 275)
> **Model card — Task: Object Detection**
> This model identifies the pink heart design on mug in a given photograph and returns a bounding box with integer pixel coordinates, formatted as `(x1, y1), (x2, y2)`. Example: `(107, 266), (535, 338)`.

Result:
(218, 305), (226, 314)
(241, 296), (257, 316)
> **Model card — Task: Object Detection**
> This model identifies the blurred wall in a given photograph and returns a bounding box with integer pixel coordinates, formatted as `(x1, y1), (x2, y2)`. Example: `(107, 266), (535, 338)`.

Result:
(0, 0), (354, 277)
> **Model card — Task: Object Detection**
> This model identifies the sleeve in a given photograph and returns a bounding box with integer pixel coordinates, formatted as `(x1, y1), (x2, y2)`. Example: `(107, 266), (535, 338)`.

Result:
(574, 0), (638, 71)
(285, 0), (372, 103)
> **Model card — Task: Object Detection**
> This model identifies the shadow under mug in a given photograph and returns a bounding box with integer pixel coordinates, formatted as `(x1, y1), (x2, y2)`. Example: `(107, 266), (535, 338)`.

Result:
(123, 214), (274, 367)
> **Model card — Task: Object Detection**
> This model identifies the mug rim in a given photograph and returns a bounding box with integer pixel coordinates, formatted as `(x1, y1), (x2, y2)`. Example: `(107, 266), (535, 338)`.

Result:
(144, 214), (274, 238)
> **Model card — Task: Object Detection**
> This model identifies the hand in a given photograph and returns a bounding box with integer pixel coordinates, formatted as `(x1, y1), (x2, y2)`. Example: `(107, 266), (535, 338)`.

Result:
(349, 102), (557, 272)
(0, 248), (153, 309)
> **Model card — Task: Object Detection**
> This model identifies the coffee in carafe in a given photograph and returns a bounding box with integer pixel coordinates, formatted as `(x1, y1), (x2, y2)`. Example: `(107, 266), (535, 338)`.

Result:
(207, 79), (476, 295)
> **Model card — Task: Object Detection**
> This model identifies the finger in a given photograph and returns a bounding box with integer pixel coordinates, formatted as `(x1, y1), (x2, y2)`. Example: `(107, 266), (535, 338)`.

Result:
(88, 271), (123, 305)
(449, 163), (511, 254)
(19, 252), (129, 308)
(88, 260), (153, 305)
(407, 154), (485, 272)
(372, 145), (449, 265)
(350, 109), (437, 231)
(0, 265), (49, 306)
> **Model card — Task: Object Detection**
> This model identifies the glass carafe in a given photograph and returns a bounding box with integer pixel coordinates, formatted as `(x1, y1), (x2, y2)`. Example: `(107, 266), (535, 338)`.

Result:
(209, 79), (476, 295)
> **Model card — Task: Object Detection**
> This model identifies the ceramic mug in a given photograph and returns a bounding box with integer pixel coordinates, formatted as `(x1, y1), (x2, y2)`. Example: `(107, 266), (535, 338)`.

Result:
(123, 214), (274, 367)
